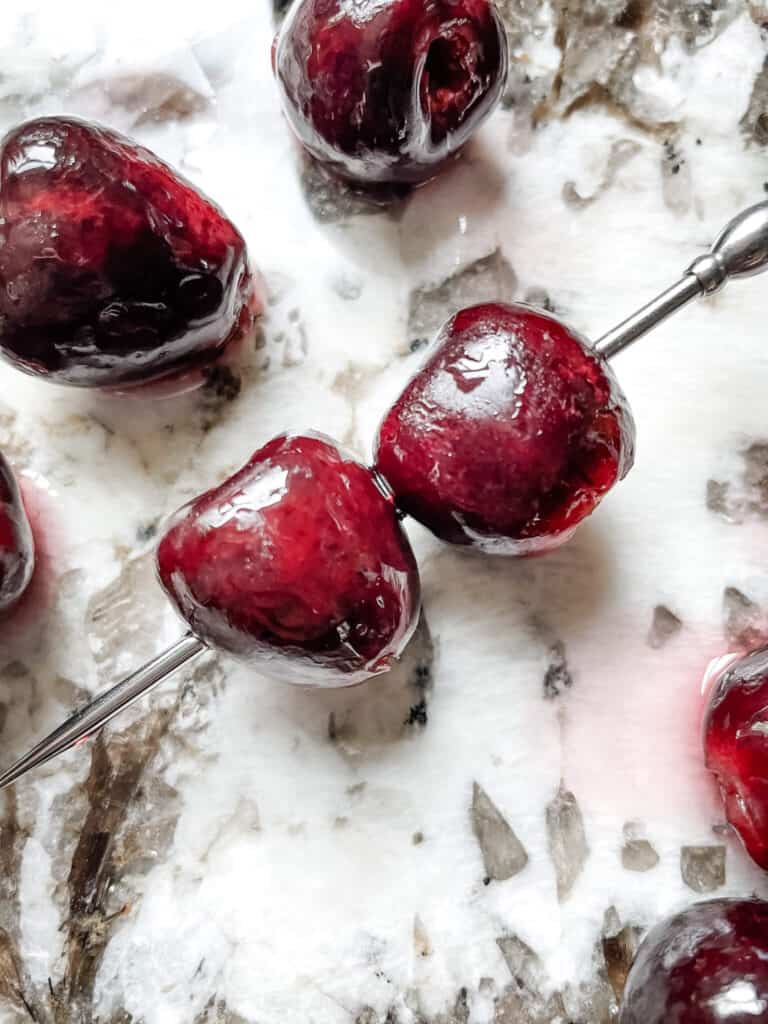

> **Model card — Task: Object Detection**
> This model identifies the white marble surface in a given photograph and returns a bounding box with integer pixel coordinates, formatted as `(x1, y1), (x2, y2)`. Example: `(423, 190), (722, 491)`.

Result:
(2, 1), (768, 1021)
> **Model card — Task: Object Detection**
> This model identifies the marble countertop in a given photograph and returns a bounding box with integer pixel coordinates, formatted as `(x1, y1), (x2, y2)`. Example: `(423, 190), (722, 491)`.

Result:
(2, 0), (768, 1021)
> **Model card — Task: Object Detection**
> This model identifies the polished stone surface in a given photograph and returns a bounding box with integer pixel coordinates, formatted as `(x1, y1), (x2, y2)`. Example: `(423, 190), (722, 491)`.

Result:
(1, 1), (768, 1021)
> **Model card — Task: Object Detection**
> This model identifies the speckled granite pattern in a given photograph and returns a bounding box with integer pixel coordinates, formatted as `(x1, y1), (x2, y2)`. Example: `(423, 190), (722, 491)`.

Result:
(1, 0), (768, 1021)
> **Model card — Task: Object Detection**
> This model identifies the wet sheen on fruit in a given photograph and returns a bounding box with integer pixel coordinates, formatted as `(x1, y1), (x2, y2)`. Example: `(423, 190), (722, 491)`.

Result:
(620, 899), (768, 1023)
(273, 0), (508, 185)
(0, 116), (257, 390)
(0, 452), (34, 615)
(375, 302), (635, 555)
(703, 645), (768, 870)
(156, 433), (421, 685)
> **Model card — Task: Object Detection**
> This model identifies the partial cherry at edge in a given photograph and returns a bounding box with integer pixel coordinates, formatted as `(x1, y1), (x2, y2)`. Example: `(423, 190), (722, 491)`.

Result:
(702, 645), (768, 871)
(0, 115), (259, 392)
(0, 453), (34, 617)
(620, 898), (768, 1023)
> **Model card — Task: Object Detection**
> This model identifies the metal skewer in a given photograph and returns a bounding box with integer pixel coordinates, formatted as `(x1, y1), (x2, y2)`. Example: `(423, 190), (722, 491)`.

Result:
(3, 199), (768, 791)
(594, 200), (768, 357)
(0, 633), (206, 789)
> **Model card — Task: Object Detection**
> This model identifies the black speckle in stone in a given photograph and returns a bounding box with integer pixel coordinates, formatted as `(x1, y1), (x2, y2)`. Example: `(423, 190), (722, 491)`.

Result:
(201, 364), (242, 403)
(273, 0), (293, 22)
(543, 641), (573, 699)
(408, 612), (435, 698)
(405, 700), (428, 726)
(613, 0), (646, 30)
(524, 286), (555, 312)
(136, 520), (159, 543)
(409, 337), (429, 354)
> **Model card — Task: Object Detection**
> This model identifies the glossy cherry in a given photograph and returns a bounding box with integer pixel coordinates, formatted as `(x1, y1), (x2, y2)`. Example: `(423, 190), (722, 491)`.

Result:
(273, 0), (508, 186)
(620, 899), (768, 1022)
(702, 646), (768, 870)
(375, 303), (635, 555)
(156, 433), (420, 685)
(0, 117), (256, 390)
(0, 453), (34, 615)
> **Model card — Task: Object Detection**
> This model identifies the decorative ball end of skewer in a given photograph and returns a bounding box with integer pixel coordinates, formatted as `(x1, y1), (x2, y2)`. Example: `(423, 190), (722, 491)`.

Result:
(690, 200), (768, 290)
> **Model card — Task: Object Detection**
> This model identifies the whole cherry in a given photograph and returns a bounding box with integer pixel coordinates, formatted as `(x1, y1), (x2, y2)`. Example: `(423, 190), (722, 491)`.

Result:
(620, 899), (768, 1022)
(0, 116), (257, 391)
(273, 0), (508, 185)
(157, 432), (421, 686)
(0, 452), (34, 615)
(375, 303), (635, 555)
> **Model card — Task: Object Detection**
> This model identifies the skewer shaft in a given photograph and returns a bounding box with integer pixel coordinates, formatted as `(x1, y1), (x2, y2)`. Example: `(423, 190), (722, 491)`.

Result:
(0, 633), (206, 790)
(594, 275), (702, 358)
(595, 200), (768, 358)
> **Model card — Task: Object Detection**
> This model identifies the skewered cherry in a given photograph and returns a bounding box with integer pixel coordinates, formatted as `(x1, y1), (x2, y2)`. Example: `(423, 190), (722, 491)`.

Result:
(620, 899), (768, 1022)
(0, 116), (256, 390)
(375, 303), (635, 554)
(273, 0), (508, 186)
(2, 203), (767, 786)
(0, 453), (34, 615)
(156, 433), (420, 686)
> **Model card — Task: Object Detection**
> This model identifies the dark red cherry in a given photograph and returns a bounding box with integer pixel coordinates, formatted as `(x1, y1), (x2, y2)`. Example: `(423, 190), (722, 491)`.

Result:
(0, 453), (34, 615)
(703, 646), (768, 870)
(0, 117), (257, 390)
(273, 0), (508, 186)
(374, 303), (635, 555)
(620, 899), (768, 1023)
(156, 433), (421, 685)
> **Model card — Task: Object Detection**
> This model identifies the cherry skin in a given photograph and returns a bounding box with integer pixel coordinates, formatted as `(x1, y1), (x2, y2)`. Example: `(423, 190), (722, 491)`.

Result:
(620, 899), (768, 1023)
(156, 433), (421, 686)
(273, 0), (508, 186)
(0, 116), (256, 390)
(0, 453), (34, 615)
(374, 303), (635, 555)
(702, 645), (768, 870)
